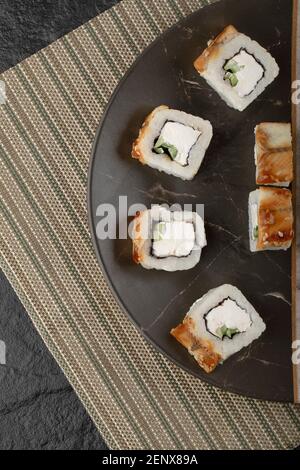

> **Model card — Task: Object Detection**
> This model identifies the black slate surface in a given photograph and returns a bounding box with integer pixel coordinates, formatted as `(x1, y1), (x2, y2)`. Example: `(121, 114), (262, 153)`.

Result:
(0, 0), (299, 451)
(90, 0), (293, 402)
(0, 0), (120, 451)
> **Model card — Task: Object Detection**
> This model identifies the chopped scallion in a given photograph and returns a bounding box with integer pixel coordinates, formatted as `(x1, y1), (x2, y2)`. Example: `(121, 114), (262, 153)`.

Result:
(216, 325), (240, 340)
(153, 138), (178, 160)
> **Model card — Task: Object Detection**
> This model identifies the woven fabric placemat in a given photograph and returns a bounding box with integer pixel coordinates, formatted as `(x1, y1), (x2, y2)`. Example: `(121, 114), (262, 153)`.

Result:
(0, 0), (299, 450)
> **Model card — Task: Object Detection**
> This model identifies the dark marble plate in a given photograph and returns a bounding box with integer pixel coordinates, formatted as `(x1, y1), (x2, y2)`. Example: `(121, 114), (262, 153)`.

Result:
(88, 0), (294, 401)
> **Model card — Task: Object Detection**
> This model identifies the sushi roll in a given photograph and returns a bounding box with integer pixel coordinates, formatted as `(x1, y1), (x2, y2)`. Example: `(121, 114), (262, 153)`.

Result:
(132, 205), (207, 271)
(132, 106), (213, 180)
(255, 122), (294, 187)
(171, 285), (266, 373)
(249, 187), (294, 252)
(194, 25), (279, 112)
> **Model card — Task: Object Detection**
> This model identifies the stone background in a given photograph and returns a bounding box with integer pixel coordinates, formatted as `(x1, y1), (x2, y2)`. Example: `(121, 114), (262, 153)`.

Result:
(0, 0), (120, 451)
(0, 0), (298, 451)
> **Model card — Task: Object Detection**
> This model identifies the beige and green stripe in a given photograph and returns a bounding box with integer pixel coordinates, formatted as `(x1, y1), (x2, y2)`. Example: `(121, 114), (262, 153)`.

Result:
(0, 0), (299, 450)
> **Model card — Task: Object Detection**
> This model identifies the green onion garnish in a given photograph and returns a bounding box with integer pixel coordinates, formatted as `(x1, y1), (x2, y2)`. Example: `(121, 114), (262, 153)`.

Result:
(154, 138), (178, 160)
(153, 222), (167, 241)
(225, 328), (240, 339)
(216, 325), (240, 340)
(253, 226), (259, 240)
(224, 60), (239, 73)
(229, 74), (238, 87)
(224, 71), (238, 87)
(223, 59), (245, 87)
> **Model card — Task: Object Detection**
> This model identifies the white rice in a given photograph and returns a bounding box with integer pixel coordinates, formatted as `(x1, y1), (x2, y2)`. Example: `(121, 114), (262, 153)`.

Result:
(249, 190), (260, 253)
(186, 285), (266, 361)
(132, 206), (207, 271)
(133, 107), (213, 180)
(197, 31), (279, 112)
(248, 190), (292, 252)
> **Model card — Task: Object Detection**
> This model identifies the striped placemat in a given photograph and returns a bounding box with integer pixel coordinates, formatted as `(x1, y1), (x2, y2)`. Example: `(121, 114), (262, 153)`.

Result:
(0, 0), (299, 450)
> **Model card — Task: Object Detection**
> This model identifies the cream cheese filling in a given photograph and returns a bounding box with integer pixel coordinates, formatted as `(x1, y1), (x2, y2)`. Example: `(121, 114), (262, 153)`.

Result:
(205, 298), (252, 339)
(154, 122), (201, 166)
(224, 50), (264, 97)
(152, 221), (195, 258)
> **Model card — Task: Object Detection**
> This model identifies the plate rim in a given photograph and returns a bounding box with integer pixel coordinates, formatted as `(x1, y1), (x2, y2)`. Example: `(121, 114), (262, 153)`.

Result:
(87, 0), (293, 402)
